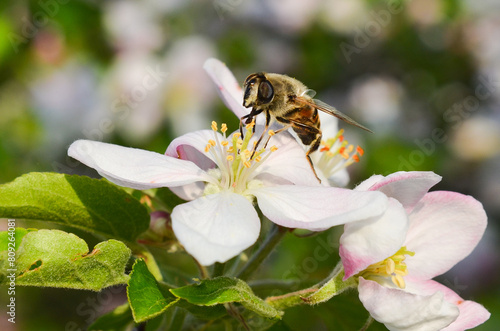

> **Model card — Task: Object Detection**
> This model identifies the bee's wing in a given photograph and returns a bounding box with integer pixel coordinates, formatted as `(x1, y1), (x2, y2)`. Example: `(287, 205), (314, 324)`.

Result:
(297, 97), (373, 133)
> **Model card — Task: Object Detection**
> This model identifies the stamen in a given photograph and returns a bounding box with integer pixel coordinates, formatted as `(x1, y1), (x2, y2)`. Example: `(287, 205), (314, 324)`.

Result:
(357, 246), (414, 289)
(221, 123), (227, 133)
(268, 130), (275, 136)
(211, 121), (217, 131)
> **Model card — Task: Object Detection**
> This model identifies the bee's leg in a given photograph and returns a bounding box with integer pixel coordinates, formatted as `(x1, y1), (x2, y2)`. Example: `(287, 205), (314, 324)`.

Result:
(305, 133), (322, 183)
(262, 124), (291, 149)
(251, 111), (271, 157)
(240, 108), (263, 137)
(279, 117), (322, 183)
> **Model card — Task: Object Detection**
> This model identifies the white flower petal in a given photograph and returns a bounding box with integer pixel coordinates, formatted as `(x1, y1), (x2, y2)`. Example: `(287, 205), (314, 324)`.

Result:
(171, 192), (261, 266)
(203, 58), (248, 118)
(166, 129), (220, 169)
(340, 198), (409, 279)
(68, 140), (212, 189)
(358, 278), (459, 331)
(252, 186), (387, 231)
(358, 171), (442, 212)
(404, 191), (487, 280)
(255, 131), (320, 186)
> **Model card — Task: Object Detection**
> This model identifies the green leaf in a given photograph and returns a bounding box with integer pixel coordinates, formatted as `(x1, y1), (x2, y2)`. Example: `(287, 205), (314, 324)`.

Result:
(0, 229), (131, 290)
(88, 302), (134, 331)
(127, 259), (179, 323)
(0, 172), (150, 242)
(0, 227), (33, 251)
(170, 277), (283, 320)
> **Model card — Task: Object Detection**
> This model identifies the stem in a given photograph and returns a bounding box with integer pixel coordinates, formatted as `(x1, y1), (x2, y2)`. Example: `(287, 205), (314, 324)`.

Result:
(212, 262), (226, 278)
(235, 224), (288, 281)
(193, 257), (210, 279)
(266, 262), (357, 310)
(359, 316), (374, 331)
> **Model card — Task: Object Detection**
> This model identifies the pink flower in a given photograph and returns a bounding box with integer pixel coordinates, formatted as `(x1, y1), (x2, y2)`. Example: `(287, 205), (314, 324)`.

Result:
(339, 171), (490, 330)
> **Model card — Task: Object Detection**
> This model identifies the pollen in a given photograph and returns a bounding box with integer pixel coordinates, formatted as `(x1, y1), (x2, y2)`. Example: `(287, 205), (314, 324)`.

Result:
(314, 129), (365, 179)
(357, 246), (415, 289)
(268, 130), (275, 136)
(202, 120), (278, 194)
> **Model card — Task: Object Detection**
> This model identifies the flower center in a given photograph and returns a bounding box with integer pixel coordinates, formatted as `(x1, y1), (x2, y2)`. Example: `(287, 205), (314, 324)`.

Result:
(357, 246), (415, 289)
(203, 121), (277, 195)
(315, 129), (364, 178)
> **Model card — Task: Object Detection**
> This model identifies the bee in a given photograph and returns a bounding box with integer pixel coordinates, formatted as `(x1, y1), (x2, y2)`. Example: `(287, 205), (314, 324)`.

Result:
(241, 72), (371, 181)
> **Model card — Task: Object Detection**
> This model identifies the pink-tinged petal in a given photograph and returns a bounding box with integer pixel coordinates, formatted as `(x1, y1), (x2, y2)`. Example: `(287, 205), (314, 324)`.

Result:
(361, 171), (442, 213)
(358, 278), (459, 331)
(68, 140), (213, 190)
(251, 186), (387, 231)
(166, 129), (219, 170)
(442, 300), (491, 331)
(404, 191), (487, 280)
(404, 279), (490, 331)
(355, 174), (385, 191)
(203, 58), (248, 118)
(171, 192), (261, 266)
(340, 198), (408, 279)
(255, 131), (320, 186)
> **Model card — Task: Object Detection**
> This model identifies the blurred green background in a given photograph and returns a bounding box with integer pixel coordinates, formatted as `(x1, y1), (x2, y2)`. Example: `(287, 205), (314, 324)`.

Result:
(0, 0), (499, 330)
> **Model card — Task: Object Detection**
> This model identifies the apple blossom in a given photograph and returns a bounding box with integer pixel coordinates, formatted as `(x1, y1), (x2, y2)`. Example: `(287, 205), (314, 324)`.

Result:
(338, 171), (490, 330)
(69, 120), (387, 266)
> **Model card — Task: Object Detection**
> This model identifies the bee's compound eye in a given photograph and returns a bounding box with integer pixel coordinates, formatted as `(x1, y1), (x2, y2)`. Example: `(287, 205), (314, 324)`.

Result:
(258, 80), (274, 104)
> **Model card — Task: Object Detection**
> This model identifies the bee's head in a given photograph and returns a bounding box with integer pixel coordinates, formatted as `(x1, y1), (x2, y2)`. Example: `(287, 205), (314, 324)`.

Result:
(243, 72), (274, 108)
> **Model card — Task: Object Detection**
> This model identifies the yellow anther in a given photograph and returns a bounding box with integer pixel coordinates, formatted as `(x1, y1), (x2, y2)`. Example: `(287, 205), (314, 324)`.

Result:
(245, 121), (255, 130)
(221, 123), (227, 133)
(233, 132), (241, 139)
(208, 139), (216, 147)
(268, 130), (275, 136)
(385, 259), (395, 274)
(243, 161), (252, 168)
(392, 275), (406, 289)
(204, 144), (211, 152)
(254, 156), (262, 162)
(211, 121), (218, 131)
(221, 140), (229, 147)
(226, 155), (234, 161)
(270, 146), (278, 152)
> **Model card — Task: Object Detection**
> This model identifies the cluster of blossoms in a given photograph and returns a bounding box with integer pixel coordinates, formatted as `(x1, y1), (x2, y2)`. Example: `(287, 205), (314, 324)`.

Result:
(68, 58), (490, 330)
